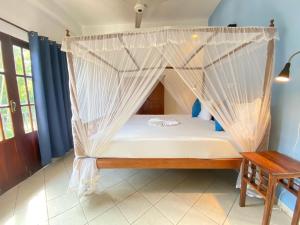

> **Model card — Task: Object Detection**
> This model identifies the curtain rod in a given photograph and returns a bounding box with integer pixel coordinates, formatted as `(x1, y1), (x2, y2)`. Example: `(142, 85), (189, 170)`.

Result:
(0, 17), (29, 33)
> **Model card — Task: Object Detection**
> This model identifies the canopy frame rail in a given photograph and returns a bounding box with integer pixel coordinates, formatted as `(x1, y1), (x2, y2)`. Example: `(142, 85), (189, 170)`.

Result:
(118, 34), (140, 71)
(65, 26), (275, 41)
(65, 20), (276, 74)
(203, 32), (264, 70)
(182, 31), (219, 68)
(105, 31), (263, 73)
(73, 41), (120, 73)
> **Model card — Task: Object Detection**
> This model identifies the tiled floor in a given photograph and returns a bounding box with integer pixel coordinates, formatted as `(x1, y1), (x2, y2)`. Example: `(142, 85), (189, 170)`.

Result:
(0, 151), (292, 225)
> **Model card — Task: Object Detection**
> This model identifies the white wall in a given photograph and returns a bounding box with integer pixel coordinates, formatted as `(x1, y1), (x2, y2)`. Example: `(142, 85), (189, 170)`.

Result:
(163, 69), (196, 115)
(164, 88), (187, 114)
(0, 0), (81, 42)
(0, 20), (28, 42)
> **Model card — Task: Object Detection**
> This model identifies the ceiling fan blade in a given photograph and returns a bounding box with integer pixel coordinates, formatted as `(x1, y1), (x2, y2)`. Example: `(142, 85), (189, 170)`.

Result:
(135, 12), (143, 28)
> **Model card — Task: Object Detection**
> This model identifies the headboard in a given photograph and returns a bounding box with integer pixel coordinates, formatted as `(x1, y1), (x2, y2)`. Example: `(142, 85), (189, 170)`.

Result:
(137, 82), (164, 114)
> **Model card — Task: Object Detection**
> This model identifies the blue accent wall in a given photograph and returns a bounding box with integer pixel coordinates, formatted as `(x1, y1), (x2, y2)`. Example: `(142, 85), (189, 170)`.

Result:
(209, 0), (300, 211)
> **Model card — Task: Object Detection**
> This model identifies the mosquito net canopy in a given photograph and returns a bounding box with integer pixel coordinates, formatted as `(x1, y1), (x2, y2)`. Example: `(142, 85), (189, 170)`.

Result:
(62, 26), (277, 195)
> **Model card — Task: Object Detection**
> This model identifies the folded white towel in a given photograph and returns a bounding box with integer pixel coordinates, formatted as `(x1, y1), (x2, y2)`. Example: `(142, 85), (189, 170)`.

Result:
(148, 118), (180, 127)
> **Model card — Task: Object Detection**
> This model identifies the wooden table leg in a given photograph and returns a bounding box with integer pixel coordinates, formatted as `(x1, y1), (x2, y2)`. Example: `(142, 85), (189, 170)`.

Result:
(262, 175), (277, 225)
(239, 158), (248, 207)
(291, 190), (300, 225)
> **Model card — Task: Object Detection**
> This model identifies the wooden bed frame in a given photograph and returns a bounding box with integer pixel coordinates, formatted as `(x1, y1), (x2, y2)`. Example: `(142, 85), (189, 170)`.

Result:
(96, 157), (242, 169)
(66, 21), (275, 172)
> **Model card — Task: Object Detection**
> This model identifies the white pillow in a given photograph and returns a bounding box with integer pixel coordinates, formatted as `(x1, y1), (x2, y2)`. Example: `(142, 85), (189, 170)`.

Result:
(198, 105), (212, 121)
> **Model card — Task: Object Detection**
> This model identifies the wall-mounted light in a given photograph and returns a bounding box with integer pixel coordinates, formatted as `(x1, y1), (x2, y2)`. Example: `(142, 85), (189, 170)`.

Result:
(276, 51), (300, 82)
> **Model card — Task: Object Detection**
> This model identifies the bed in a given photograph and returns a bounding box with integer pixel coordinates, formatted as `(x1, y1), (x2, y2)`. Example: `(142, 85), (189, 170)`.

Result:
(96, 115), (242, 169)
(63, 25), (276, 195)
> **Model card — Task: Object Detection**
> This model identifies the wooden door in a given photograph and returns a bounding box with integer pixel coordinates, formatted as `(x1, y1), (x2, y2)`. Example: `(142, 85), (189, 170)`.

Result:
(0, 32), (40, 194)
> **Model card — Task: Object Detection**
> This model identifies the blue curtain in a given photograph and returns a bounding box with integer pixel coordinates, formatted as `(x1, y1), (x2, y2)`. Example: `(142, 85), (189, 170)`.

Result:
(29, 32), (73, 166)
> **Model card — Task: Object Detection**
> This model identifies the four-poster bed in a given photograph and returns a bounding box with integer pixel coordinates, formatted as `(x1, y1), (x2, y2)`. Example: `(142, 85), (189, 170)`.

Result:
(62, 21), (276, 195)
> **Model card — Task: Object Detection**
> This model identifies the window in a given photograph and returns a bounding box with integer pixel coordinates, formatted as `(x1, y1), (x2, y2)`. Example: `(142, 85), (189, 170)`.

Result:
(13, 45), (37, 133)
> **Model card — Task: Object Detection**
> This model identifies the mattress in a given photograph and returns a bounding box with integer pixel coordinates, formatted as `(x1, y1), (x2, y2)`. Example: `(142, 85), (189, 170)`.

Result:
(98, 115), (241, 159)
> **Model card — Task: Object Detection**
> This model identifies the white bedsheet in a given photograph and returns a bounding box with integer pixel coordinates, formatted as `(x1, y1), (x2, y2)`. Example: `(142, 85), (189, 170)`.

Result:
(98, 115), (241, 159)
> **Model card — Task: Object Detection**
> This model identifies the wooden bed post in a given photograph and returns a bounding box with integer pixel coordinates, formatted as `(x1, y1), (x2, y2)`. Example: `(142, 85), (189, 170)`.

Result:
(257, 20), (275, 152)
(65, 29), (80, 115)
(259, 19), (275, 95)
(64, 29), (87, 156)
(263, 19), (275, 92)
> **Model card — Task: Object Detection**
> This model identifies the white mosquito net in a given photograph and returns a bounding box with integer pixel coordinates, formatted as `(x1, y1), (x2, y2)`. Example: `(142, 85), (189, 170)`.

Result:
(62, 26), (277, 196)
(162, 69), (196, 114)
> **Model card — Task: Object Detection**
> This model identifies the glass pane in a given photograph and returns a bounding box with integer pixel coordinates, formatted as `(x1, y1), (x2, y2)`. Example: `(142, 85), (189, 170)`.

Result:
(23, 49), (32, 76)
(13, 46), (24, 75)
(21, 106), (32, 133)
(31, 105), (37, 131)
(17, 77), (28, 104)
(0, 75), (9, 106)
(0, 107), (14, 139)
(26, 78), (34, 104)
(0, 42), (4, 72)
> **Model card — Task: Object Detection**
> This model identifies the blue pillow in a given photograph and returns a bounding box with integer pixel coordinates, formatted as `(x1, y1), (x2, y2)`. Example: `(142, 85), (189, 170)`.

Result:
(192, 99), (201, 117)
(215, 120), (224, 131)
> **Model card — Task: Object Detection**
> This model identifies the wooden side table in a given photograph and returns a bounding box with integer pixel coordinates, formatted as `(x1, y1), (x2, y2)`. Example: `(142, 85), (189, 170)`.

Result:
(239, 151), (300, 225)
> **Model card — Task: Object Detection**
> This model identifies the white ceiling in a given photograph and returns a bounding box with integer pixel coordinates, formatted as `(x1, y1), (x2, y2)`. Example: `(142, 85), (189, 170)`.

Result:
(28, 0), (220, 34)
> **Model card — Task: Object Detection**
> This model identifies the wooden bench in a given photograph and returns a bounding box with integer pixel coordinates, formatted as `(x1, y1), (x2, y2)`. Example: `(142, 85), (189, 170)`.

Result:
(239, 151), (300, 225)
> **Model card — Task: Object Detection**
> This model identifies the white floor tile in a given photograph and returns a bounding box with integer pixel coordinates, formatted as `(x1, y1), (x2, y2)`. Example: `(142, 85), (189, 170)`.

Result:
(99, 169), (138, 181)
(127, 170), (165, 190)
(140, 171), (186, 204)
(0, 186), (18, 223)
(89, 207), (129, 225)
(11, 203), (48, 225)
(194, 192), (238, 224)
(133, 207), (173, 225)
(49, 205), (87, 225)
(155, 192), (191, 224)
(211, 172), (238, 194)
(172, 173), (213, 205)
(0, 213), (14, 225)
(47, 191), (79, 218)
(116, 169), (139, 179)
(270, 209), (292, 225)
(63, 155), (74, 176)
(44, 160), (67, 181)
(14, 188), (47, 214)
(117, 192), (152, 223)
(106, 181), (136, 203)
(45, 173), (70, 201)
(99, 169), (120, 177)
(80, 192), (115, 221)
(96, 173), (124, 191)
(224, 197), (291, 225)
(1, 217), (49, 225)
(178, 207), (218, 225)
(15, 170), (46, 212)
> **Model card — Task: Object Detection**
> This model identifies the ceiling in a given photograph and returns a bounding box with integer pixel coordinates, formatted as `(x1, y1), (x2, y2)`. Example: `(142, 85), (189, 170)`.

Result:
(28, 0), (221, 34)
